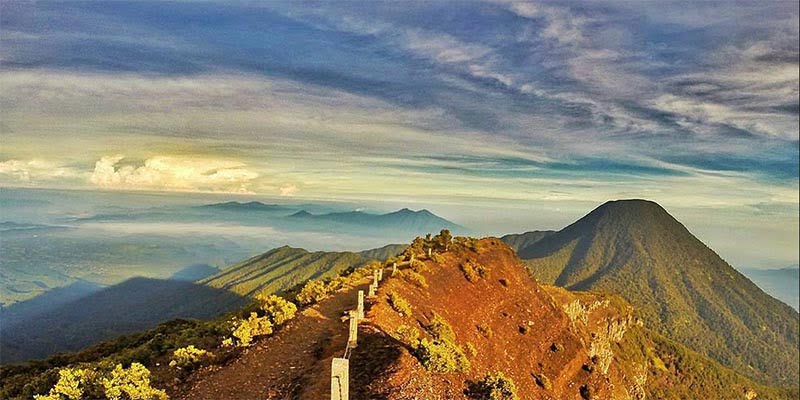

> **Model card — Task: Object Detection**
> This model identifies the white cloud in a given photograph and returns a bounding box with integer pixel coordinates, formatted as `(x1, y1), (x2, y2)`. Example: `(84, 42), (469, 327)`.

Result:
(279, 184), (298, 197)
(89, 155), (259, 193)
(0, 159), (82, 183)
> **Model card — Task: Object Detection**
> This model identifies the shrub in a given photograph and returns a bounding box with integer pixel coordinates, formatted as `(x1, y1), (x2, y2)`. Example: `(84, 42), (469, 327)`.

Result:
(395, 325), (420, 349)
(296, 280), (331, 305)
(416, 338), (470, 373)
(468, 372), (519, 400)
(409, 259), (429, 273)
(398, 270), (428, 289)
(33, 368), (86, 400)
(102, 363), (167, 400)
(533, 373), (552, 390)
(466, 342), (478, 357)
(256, 293), (298, 325)
(388, 292), (412, 316)
(460, 261), (488, 282)
(477, 323), (493, 338)
(550, 343), (564, 352)
(426, 312), (456, 342)
(169, 345), (211, 369)
(231, 313), (273, 347)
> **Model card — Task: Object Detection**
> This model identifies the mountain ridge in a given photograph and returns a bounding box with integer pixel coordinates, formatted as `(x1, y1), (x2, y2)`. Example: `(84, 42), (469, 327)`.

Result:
(513, 199), (800, 385)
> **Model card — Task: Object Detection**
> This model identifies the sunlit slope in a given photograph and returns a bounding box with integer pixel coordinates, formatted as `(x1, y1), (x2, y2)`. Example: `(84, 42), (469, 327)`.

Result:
(201, 244), (406, 296)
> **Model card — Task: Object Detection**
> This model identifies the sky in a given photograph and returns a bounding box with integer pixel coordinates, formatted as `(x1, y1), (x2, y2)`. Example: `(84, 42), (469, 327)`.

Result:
(0, 1), (798, 268)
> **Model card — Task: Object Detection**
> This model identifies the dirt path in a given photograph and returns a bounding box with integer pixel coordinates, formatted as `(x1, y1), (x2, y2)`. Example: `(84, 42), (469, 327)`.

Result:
(176, 280), (372, 400)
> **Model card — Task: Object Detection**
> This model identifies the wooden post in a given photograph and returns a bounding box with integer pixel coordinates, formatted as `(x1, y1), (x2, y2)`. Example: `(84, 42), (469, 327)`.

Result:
(373, 271), (379, 287)
(392, 262), (397, 276)
(357, 290), (364, 319)
(331, 358), (349, 400)
(368, 284), (376, 297)
(348, 310), (358, 348)
(377, 268), (383, 282)
(427, 247), (432, 258)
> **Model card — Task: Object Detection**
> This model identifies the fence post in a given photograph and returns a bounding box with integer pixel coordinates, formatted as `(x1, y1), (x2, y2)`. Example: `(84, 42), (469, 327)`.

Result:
(348, 310), (358, 348)
(368, 284), (376, 297)
(377, 268), (383, 281)
(373, 270), (379, 287)
(331, 358), (349, 400)
(357, 290), (364, 319)
(392, 262), (397, 276)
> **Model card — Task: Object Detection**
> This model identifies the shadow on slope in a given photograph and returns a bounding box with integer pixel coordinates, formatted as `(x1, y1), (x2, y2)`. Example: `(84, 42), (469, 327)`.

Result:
(0, 278), (248, 364)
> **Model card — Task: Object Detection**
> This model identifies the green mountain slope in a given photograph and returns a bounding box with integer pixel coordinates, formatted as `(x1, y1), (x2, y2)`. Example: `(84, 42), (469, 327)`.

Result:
(516, 199), (800, 386)
(499, 230), (554, 252)
(201, 244), (405, 297)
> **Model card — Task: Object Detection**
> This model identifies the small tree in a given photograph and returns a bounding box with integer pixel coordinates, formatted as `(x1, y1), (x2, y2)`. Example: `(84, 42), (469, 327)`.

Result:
(435, 229), (452, 252)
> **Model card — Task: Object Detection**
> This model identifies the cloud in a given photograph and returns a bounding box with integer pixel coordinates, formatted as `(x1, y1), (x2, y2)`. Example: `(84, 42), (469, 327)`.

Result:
(89, 155), (259, 194)
(279, 184), (298, 197)
(0, 159), (82, 183)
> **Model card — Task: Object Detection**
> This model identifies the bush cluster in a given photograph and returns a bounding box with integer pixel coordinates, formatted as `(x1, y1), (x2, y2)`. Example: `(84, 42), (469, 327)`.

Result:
(477, 323), (493, 338)
(415, 313), (470, 373)
(398, 270), (428, 289)
(388, 292), (413, 316)
(34, 363), (166, 400)
(467, 372), (519, 400)
(102, 363), (168, 400)
(257, 293), (298, 325)
(169, 345), (211, 369)
(459, 260), (488, 283)
(231, 312), (273, 347)
(395, 325), (420, 349)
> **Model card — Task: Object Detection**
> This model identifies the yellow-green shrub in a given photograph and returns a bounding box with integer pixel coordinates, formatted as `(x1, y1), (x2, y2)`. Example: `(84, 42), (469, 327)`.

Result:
(416, 338), (470, 373)
(102, 363), (167, 400)
(398, 270), (428, 289)
(169, 345), (210, 369)
(295, 280), (330, 305)
(231, 312), (273, 347)
(33, 368), (86, 400)
(256, 293), (298, 325)
(426, 312), (456, 342)
(388, 292), (412, 316)
(468, 372), (519, 400)
(395, 325), (420, 349)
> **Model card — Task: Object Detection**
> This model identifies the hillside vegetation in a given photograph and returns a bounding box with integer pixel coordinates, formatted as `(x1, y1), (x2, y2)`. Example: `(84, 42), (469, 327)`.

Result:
(509, 199), (800, 386)
(201, 244), (405, 296)
(3, 233), (796, 399)
(1, 244), (404, 364)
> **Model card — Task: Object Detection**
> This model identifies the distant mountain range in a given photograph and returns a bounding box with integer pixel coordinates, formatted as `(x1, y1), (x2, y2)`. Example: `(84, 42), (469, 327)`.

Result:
(504, 199), (800, 386)
(287, 207), (468, 234)
(197, 201), (294, 213)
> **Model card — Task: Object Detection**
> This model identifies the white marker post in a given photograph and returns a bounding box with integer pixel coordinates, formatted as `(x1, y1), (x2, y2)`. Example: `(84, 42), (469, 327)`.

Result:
(373, 271), (379, 287)
(377, 268), (383, 281)
(357, 290), (364, 319)
(331, 358), (349, 400)
(392, 262), (397, 276)
(348, 310), (358, 348)
(368, 284), (376, 297)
